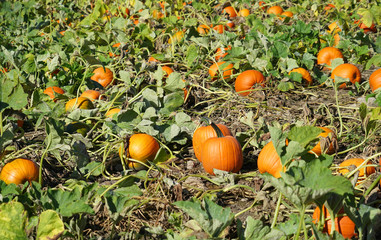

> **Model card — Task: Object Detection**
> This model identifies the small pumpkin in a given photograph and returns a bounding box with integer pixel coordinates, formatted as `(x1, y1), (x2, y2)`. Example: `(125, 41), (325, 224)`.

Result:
(193, 123), (232, 162)
(161, 65), (174, 78)
(91, 67), (114, 88)
(0, 158), (39, 185)
(288, 68), (313, 86)
(43, 86), (65, 101)
(80, 90), (102, 101)
(65, 97), (94, 112)
(222, 6), (237, 18)
(369, 68), (381, 92)
(338, 158), (375, 177)
(309, 127), (337, 156)
(328, 21), (341, 34)
(209, 61), (234, 80)
(200, 123), (243, 175)
(212, 24), (227, 34)
(257, 141), (283, 178)
(317, 47), (343, 68)
(197, 24), (210, 35)
(215, 46), (231, 61)
(259, 1), (266, 10)
(279, 11), (293, 20)
(355, 20), (377, 33)
(235, 70), (265, 96)
(119, 134), (160, 170)
(312, 206), (356, 239)
(105, 108), (121, 119)
(324, 4), (335, 11)
(238, 8), (250, 17)
(331, 63), (361, 89)
(267, 6), (283, 15)
(168, 31), (185, 44)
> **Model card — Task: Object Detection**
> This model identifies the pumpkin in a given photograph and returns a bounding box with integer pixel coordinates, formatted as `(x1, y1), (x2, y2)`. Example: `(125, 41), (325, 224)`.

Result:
(200, 123), (243, 175)
(152, 9), (165, 19)
(309, 127), (337, 156)
(238, 9), (250, 17)
(259, 1), (266, 10)
(65, 97), (94, 112)
(235, 70), (265, 96)
(222, 6), (237, 18)
(331, 63), (361, 89)
(80, 90), (102, 101)
(212, 24), (227, 34)
(65, 122), (90, 136)
(168, 31), (185, 44)
(257, 141), (283, 178)
(91, 67), (114, 88)
(328, 21), (341, 34)
(119, 134), (160, 170)
(288, 68), (313, 86)
(161, 65), (174, 78)
(279, 11), (293, 20)
(312, 206), (356, 239)
(338, 158), (375, 177)
(324, 4), (335, 11)
(209, 61), (234, 80)
(0, 158), (39, 185)
(105, 108), (121, 119)
(226, 21), (235, 29)
(369, 68), (381, 92)
(43, 86), (65, 101)
(317, 47), (343, 67)
(197, 24), (210, 35)
(192, 123), (232, 162)
(215, 46), (231, 61)
(355, 20), (377, 33)
(267, 6), (283, 15)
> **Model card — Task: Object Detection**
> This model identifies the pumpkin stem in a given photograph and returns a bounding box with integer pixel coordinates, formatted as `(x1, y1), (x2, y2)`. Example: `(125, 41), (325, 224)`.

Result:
(200, 117), (210, 125)
(210, 122), (224, 138)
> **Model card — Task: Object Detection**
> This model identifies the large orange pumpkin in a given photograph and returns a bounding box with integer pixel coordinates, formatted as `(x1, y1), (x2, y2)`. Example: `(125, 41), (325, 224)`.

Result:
(267, 6), (283, 15)
(317, 47), (344, 67)
(197, 24), (210, 35)
(338, 158), (375, 177)
(257, 141), (283, 178)
(212, 24), (227, 34)
(43, 86), (65, 101)
(119, 134), (160, 170)
(331, 63), (361, 89)
(80, 90), (102, 101)
(235, 70), (265, 96)
(288, 68), (313, 86)
(193, 123), (232, 162)
(369, 68), (381, 92)
(0, 158), (39, 185)
(65, 97), (94, 112)
(222, 6), (237, 18)
(91, 67), (114, 88)
(105, 108), (121, 119)
(209, 61), (234, 80)
(312, 206), (356, 239)
(309, 127), (337, 156)
(238, 9), (250, 17)
(200, 123), (243, 175)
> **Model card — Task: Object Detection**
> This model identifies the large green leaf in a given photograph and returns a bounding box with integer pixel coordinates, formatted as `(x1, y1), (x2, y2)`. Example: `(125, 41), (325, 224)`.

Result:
(36, 210), (64, 240)
(0, 201), (28, 240)
(237, 216), (285, 240)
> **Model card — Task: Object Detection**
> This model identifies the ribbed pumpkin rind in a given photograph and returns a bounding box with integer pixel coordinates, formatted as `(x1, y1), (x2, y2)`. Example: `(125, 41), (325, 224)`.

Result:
(0, 159), (39, 185)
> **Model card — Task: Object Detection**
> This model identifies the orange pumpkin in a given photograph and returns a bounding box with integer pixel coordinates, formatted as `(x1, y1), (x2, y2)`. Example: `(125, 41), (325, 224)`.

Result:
(238, 8), (250, 17)
(222, 6), (237, 18)
(312, 206), (356, 239)
(288, 68), (313, 86)
(331, 63), (361, 89)
(324, 4), (335, 11)
(267, 6), (283, 15)
(212, 24), (227, 34)
(209, 61), (234, 80)
(161, 66), (174, 78)
(279, 11), (293, 20)
(355, 20), (377, 33)
(226, 21), (235, 29)
(200, 123), (243, 175)
(338, 158), (375, 177)
(259, 1), (266, 10)
(215, 46), (231, 61)
(328, 21), (341, 34)
(80, 90), (102, 101)
(369, 68), (381, 92)
(91, 67), (114, 88)
(197, 24), (210, 35)
(105, 108), (121, 119)
(119, 134), (160, 170)
(43, 86), (65, 101)
(193, 123), (232, 162)
(168, 31), (185, 44)
(235, 70), (265, 96)
(65, 97), (94, 112)
(309, 127), (337, 156)
(317, 47), (344, 68)
(0, 158), (39, 185)
(257, 141), (283, 178)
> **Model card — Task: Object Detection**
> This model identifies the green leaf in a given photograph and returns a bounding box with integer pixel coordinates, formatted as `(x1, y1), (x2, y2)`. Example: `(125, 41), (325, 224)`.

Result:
(142, 88), (159, 106)
(163, 124), (181, 142)
(0, 77), (28, 111)
(277, 81), (294, 92)
(164, 72), (185, 92)
(0, 201), (28, 240)
(36, 210), (64, 240)
(288, 126), (323, 148)
(186, 44), (198, 66)
(174, 198), (234, 238)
